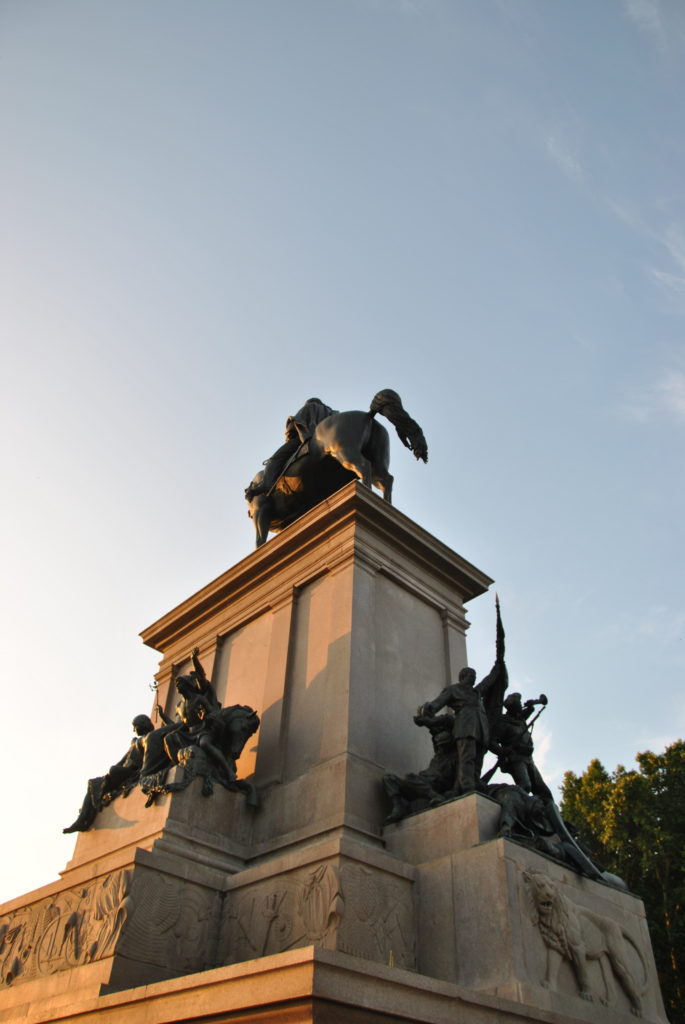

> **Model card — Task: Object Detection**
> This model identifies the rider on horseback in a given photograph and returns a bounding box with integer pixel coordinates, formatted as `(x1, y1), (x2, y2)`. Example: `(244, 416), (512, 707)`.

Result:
(244, 389), (428, 546)
(245, 397), (336, 499)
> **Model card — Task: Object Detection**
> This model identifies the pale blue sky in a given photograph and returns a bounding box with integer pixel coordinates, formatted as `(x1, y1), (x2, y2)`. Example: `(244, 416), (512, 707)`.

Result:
(1, 0), (683, 903)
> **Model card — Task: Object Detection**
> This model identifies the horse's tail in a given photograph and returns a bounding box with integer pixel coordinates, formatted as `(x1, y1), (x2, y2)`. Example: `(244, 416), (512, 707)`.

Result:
(369, 390), (428, 462)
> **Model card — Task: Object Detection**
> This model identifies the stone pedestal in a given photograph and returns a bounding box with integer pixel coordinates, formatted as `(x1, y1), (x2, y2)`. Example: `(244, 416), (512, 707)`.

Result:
(384, 795), (667, 1022)
(64, 482), (490, 880)
(0, 484), (669, 1023)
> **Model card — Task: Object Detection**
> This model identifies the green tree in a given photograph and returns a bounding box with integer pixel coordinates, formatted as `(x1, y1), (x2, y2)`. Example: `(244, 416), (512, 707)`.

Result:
(561, 740), (685, 1022)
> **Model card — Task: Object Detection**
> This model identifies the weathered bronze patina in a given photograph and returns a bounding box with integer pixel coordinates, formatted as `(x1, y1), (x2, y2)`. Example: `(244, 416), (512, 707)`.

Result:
(382, 601), (625, 889)
(419, 599), (508, 797)
(486, 691), (552, 799)
(245, 389), (427, 545)
(63, 715), (155, 833)
(64, 649), (259, 832)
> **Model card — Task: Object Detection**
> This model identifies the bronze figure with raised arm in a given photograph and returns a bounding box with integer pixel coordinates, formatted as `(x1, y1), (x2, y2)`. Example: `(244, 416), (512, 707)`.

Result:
(419, 599), (507, 796)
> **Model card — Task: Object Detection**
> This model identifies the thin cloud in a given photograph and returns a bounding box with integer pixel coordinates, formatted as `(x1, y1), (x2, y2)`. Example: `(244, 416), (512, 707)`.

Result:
(619, 370), (685, 424)
(656, 369), (685, 422)
(647, 224), (685, 311)
(603, 201), (685, 310)
(624, 0), (666, 44)
(531, 725), (552, 777)
(618, 393), (651, 423)
(546, 131), (584, 184)
(532, 724), (571, 793)
(361, 0), (440, 14)
(606, 202), (685, 273)
(599, 605), (685, 655)
(649, 267), (685, 314)
(624, 0), (685, 57)
(660, 224), (685, 274)
(400, 0), (437, 12)
(650, 269), (685, 295)
(638, 604), (685, 641)
(544, 121), (685, 318)
(605, 197), (643, 232)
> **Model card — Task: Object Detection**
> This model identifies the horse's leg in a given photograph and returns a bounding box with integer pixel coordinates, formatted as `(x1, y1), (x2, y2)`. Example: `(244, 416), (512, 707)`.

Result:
(367, 421), (393, 502)
(315, 415), (372, 488)
(335, 448), (373, 488)
(253, 499), (272, 547)
(373, 471), (394, 503)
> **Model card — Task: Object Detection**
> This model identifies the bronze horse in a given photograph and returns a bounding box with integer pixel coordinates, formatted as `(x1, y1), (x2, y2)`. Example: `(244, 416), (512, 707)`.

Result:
(245, 389), (428, 546)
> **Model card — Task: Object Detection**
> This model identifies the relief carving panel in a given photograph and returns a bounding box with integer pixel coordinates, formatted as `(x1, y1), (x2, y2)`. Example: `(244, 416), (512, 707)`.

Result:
(0, 869), (132, 987)
(120, 869), (220, 975)
(0, 866), (222, 989)
(522, 869), (650, 1016)
(222, 863), (343, 963)
(337, 863), (414, 970)
(221, 859), (414, 971)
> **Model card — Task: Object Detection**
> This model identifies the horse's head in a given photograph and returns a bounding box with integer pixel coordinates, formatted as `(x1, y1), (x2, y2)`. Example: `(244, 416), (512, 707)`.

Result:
(215, 705), (260, 760)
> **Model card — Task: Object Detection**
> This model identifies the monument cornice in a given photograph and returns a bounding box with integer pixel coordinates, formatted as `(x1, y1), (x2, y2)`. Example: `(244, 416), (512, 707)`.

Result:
(140, 482), (493, 653)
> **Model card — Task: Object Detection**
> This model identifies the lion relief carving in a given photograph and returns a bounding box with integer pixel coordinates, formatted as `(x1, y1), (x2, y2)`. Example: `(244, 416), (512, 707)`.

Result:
(523, 870), (647, 1016)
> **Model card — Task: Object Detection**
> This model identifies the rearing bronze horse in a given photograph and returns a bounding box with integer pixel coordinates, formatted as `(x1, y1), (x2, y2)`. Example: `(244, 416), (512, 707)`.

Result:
(245, 389), (428, 546)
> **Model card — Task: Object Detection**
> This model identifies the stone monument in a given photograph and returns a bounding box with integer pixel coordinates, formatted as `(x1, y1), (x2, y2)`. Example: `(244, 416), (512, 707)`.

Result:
(0, 393), (669, 1024)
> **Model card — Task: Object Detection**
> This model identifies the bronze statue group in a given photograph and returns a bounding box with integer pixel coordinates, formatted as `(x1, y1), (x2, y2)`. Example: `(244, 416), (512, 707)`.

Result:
(64, 648), (259, 833)
(382, 600), (622, 888)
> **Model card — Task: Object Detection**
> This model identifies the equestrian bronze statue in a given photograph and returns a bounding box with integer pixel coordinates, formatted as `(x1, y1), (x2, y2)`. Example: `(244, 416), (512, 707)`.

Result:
(245, 389), (428, 546)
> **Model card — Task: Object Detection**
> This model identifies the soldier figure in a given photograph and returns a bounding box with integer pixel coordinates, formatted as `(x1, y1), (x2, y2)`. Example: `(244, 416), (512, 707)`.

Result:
(383, 711), (457, 823)
(245, 398), (335, 499)
(64, 715), (154, 833)
(421, 662), (505, 797)
(489, 692), (552, 800)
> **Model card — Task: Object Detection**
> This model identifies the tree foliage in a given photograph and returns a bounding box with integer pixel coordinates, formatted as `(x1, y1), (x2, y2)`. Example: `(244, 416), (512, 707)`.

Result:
(560, 740), (685, 1022)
